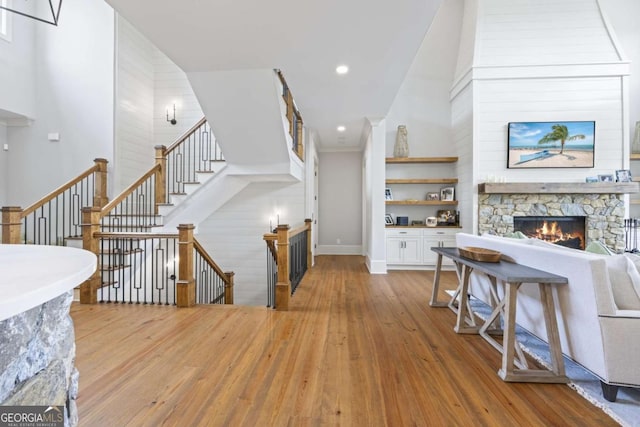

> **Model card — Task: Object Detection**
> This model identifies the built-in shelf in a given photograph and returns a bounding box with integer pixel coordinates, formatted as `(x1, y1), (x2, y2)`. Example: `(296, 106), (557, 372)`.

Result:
(479, 182), (640, 194)
(385, 157), (458, 164)
(385, 225), (462, 229)
(631, 153), (640, 161)
(385, 178), (458, 184)
(386, 200), (458, 206)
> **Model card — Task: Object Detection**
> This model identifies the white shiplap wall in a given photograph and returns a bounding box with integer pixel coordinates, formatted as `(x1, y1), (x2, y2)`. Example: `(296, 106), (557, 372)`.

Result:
(475, 76), (624, 183)
(476, 0), (623, 67)
(153, 50), (204, 147)
(197, 181), (306, 306)
(115, 17), (205, 193)
(451, 84), (475, 234)
(115, 16), (154, 193)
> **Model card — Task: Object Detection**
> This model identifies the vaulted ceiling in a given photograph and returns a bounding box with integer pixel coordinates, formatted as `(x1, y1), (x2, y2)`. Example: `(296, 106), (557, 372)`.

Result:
(105, 0), (444, 150)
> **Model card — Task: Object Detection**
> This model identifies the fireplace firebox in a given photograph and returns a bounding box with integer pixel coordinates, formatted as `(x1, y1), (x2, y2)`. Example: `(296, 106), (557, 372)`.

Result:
(513, 216), (586, 250)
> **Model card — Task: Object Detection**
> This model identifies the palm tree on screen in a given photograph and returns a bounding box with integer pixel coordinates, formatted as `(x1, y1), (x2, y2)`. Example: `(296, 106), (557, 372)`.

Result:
(538, 124), (585, 154)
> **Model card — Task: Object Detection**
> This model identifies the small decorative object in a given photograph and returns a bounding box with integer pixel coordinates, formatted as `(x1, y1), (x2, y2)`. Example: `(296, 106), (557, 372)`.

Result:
(440, 186), (455, 201)
(385, 214), (394, 225)
(458, 246), (502, 263)
(426, 192), (440, 201)
(632, 121), (640, 154)
(411, 220), (425, 226)
(426, 217), (438, 227)
(598, 174), (614, 182)
(396, 216), (409, 226)
(385, 188), (393, 200)
(436, 210), (458, 226)
(585, 176), (598, 183)
(393, 125), (409, 158)
(616, 169), (633, 182)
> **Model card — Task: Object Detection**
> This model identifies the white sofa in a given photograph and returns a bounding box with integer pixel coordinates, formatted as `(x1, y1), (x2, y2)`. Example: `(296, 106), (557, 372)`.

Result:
(455, 232), (640, 401)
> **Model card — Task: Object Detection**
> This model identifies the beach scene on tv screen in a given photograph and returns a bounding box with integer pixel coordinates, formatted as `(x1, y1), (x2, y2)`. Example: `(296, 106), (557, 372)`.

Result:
(507, 121), (595, 168)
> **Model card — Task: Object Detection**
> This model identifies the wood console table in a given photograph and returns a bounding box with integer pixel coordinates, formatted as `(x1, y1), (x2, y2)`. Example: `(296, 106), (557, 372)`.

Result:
(429, 247), (569, 384)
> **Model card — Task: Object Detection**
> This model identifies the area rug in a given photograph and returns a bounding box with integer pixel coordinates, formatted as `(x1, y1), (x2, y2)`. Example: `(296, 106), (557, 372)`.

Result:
(459, 294), (640, 426)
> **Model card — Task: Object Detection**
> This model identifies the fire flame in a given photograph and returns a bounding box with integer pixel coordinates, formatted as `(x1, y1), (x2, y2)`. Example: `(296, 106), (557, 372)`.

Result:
(535, 220), (579, 243)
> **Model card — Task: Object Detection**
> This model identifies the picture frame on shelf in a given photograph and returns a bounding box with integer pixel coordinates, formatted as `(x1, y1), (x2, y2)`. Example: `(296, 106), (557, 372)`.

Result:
(585, 176), (599, 183)
(440, 187), (455, 201)
(385, 213), (394, 225)
(615, 169), (632, 182)
(411, 220), (425, 226)
(598, 174), (614, 182)
(436, 210), (458, 226)
(385, 188), (393, 200)
(426, 192), (440, 201)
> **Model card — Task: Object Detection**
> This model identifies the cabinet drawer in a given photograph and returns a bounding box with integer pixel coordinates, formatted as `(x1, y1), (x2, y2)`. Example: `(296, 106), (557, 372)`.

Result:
(386, 228), (422, 237)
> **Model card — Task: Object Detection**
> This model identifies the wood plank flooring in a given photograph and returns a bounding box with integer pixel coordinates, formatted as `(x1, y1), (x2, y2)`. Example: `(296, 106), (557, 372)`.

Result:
(71, 255), (617, 426)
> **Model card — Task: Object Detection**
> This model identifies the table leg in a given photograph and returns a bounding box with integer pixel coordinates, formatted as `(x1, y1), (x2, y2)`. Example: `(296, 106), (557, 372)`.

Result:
(453, 265), (479, 334)
(540, 283), (568, 379)
(429, 253), (447, 307)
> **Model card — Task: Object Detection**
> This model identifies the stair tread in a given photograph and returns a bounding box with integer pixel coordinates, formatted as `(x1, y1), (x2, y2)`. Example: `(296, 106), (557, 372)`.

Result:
(104, 213), (161, 217)
(182, 181), (201, 185)
(170, 192), (187, 196)
(196, 170), (215, 174)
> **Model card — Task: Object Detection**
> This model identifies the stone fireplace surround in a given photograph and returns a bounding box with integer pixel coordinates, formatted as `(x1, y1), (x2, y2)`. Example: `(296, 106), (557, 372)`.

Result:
(477, 182), (639, 253)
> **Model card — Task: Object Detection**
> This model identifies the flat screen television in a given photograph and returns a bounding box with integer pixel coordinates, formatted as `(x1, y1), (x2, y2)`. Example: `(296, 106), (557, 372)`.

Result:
(507, 121), (595, 169)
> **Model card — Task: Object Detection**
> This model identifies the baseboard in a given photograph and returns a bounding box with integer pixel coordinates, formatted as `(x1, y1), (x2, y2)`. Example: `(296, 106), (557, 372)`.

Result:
(316, 245), (362, 255)
(365, 256), (387, 274)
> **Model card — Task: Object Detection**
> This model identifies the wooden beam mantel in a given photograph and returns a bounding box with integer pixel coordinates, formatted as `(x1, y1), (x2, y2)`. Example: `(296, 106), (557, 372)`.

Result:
(478, 182), (640, 194)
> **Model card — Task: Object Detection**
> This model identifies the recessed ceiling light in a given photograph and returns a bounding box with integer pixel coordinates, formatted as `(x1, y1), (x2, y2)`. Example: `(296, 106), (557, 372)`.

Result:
(336, 65), (349, 75)
(337, 126), (346, 132)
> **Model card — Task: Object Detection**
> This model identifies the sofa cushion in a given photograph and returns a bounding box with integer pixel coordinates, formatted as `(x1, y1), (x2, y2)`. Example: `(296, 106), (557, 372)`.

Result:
(585, 240), (614, 255)
(605, 255), (640, 310)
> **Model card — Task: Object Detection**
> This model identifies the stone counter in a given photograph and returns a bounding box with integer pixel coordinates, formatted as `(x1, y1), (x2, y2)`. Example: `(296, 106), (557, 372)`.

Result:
(0, 245), (96, 427)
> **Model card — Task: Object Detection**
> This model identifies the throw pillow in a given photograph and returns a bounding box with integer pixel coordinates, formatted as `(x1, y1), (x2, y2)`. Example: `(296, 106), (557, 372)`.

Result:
(605, 255), (640, 310)
(585, 240), (614, 256)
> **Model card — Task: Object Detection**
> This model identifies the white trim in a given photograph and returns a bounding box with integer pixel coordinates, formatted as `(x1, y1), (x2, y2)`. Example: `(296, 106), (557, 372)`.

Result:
(365, 256), (387, 274)
(316, 245), (362, 255)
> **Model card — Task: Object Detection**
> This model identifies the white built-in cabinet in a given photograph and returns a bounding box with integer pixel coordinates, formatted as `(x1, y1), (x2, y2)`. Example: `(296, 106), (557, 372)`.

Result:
(386, 228), (457, 269)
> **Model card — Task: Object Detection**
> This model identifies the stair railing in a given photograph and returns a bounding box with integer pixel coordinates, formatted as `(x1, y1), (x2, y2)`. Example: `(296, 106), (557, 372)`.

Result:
(275, 70), (304, 161)
(1, 158), (108, 244)
(80, 211), (234, 306)
(99, 164), (161, 232)
(263, 219), (312, 310)
(155, 117), (223, 200)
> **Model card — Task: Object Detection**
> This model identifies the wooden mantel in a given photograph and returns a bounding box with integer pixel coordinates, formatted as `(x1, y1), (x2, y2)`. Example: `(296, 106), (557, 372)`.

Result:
(478, 182), (640, 194)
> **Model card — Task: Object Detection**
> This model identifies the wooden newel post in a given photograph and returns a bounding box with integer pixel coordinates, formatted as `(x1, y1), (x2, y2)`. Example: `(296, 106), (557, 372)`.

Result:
(93, 158), (109, 208)
(1, 206), (23, 244)
(177, 224), (196, 307)
(224, 271), (235, 304)
(275, 224), (291, 311)
(154, 145), (167, 213)
(305, 218), (313, 269)
(80, 207), (101, 304)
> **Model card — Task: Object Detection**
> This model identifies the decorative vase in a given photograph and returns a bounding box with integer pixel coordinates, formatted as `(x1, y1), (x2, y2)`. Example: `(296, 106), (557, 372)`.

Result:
(393, 125), (409, 158)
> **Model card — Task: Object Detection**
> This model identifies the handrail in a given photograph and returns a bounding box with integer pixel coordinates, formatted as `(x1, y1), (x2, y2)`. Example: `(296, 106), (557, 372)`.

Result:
(22, 163), (101, 218)
(194, 237), (231, 285)
(100, 164), (160, 217)
(165, 117), (208, 155)
(263, 219), (312, 310)
(275, 69), (304, 161)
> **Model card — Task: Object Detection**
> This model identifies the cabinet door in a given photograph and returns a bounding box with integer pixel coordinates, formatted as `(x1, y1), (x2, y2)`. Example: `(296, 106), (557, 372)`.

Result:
(422, 236), (440, 265)
(386, 238), (404, 264)
(402, 237), (422, 264)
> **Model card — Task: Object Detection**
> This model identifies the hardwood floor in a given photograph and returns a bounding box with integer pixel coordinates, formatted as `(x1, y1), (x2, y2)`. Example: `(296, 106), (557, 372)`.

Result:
(71, 255), (617, 426)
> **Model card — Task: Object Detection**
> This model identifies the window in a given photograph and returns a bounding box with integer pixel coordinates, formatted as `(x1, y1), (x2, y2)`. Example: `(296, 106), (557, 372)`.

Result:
(0, 0), (12, 42)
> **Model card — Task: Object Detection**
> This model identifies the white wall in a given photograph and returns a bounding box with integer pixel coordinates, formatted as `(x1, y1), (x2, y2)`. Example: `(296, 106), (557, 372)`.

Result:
(317, 151), (362, 254)
(115, 16), (154, 192)
(7, 0), (114, 206)
(115, 17), (205, 193)
(0, 2), (36, 119)
(0, 124), (7, 205)
(197, 181), (306, 306)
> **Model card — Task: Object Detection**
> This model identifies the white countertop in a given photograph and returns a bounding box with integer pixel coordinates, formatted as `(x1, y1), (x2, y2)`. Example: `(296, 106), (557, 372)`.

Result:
(0, 244), (97, 321)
